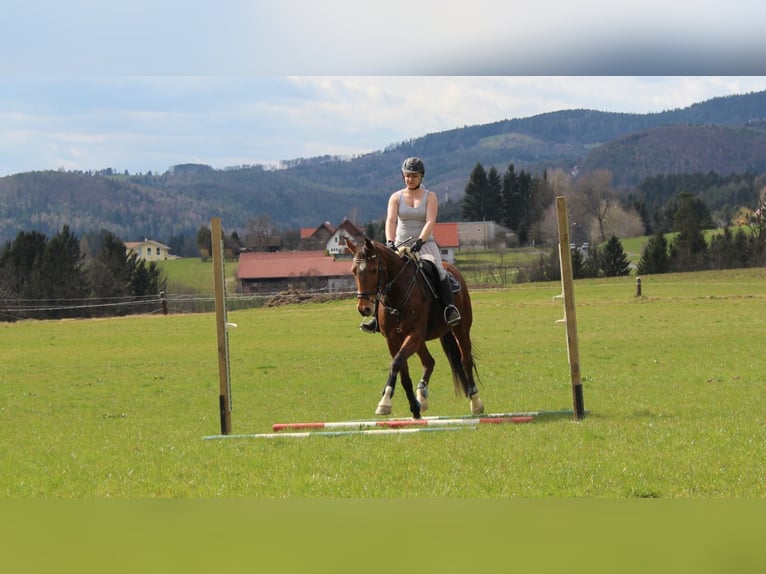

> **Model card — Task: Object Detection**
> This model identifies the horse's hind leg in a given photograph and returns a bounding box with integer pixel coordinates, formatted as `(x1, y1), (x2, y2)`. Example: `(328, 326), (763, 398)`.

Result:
(415, 345), (435, 413)
(449, 327), (484, 415)
(469, 385), (484, 415)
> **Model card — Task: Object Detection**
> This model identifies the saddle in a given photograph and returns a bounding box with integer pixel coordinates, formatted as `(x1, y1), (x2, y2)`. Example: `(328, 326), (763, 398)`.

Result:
(397, 245), (460, 298)
(415, 256), (460, 297)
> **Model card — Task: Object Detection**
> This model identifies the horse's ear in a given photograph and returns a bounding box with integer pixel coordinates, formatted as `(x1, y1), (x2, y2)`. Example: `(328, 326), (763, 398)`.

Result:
(364, 236), (375, 251)
(343, 236), (357, 255)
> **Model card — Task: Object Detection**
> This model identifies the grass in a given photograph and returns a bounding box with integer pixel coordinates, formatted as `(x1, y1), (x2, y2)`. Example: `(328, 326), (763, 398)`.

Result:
(156, 256), (239, 293)
(2, 267), (765, 498)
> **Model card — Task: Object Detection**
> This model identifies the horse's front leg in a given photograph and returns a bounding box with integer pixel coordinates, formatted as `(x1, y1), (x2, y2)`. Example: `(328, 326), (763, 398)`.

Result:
(376, 337), (422, 418)
(398, 358), (421, 419)
(376, 352), (421, 418)
(375, 368), (398, 416)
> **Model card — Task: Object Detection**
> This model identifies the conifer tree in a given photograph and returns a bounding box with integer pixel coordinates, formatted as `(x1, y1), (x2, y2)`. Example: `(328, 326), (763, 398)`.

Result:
(601, 235), (631, 277)
(36, 226), (89, 316)
(486, 166), (503, 223)
(637, 232), (670, 275)
(461, 163), (489, 221)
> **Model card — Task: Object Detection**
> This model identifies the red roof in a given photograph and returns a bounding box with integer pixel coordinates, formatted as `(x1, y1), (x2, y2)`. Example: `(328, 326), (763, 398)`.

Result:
(238, 251), (353, 280)
(433, 222), (458, 248)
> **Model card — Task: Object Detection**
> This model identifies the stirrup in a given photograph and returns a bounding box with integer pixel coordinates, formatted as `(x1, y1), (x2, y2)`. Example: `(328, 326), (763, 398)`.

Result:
(359, 317), (378, 333)
(444, 306), (461, 327)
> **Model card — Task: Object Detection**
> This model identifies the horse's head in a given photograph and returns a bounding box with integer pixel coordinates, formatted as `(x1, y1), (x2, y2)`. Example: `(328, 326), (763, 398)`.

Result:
(346, 236), (383, 318)
(347, 236), (381, 317)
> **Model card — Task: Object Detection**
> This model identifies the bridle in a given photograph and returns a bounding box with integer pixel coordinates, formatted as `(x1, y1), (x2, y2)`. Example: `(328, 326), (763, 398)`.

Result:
(354, 243), (419, 318)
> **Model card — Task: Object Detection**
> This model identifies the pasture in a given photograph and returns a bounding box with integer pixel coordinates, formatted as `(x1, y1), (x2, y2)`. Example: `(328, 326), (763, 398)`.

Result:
(1, 268), (765, 498)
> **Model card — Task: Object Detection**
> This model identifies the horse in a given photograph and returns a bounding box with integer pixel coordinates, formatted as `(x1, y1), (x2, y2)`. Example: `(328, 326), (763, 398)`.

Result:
(345, 236), (484, 419)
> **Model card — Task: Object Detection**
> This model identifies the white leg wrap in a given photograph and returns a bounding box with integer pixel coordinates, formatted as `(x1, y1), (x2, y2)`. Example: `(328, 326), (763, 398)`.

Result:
(470, 393), (484, 415)
(375, 386), (393, 415)
(416, 382), (429, 413)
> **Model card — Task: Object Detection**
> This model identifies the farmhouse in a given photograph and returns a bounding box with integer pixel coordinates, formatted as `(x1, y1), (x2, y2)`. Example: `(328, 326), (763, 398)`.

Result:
(457, 221), (513, 249)
(326, 219), (366, 256)
(299, 221), (335, 251)
(238, 250), (354, 294)
(431, 222), (459, 264)
(125, 239), (175, 261)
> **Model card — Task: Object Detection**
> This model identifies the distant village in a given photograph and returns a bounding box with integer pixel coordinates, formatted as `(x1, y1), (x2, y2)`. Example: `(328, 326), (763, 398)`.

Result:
(126, 219), (512, 294)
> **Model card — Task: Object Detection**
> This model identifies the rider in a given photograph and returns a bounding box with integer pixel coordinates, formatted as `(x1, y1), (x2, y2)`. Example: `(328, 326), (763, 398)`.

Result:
(360, 157), (461, 333)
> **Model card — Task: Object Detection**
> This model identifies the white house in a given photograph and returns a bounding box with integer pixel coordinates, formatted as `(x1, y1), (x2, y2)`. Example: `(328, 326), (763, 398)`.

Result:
(125, 239), (175, 261)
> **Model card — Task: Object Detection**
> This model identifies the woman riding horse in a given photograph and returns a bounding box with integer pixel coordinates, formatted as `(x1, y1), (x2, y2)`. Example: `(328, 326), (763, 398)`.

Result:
(360, 157), (460, 333)
(347, 235), (484, 419)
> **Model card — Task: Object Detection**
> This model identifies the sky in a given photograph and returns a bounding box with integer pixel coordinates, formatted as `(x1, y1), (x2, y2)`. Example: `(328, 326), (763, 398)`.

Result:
(2, 1), (765, 177)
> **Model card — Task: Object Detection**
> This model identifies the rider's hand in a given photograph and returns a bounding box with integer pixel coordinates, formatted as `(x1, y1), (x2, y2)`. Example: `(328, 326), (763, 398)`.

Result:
(386, 240), (397, 251)
(411, 238), (424, 252)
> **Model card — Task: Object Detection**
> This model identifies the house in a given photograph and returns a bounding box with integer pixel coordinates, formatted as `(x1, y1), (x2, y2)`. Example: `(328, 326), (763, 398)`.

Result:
(237, 250), (355, 294)
(125, 239), (175, 261)
(457, 221), (513, 250)
(299, 221), (335, 251)
(326, 219), (366, 256)
(432, 222), (459, 264)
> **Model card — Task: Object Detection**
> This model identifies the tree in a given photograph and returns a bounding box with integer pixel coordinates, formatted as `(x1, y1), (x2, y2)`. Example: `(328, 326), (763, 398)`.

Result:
(601, 235), (632, 277)
(501, 163), (519, 230)
(669, 193), (710, 271)
(88, 232), (133, 302)
(461, 163), (490, 221)
(573, 169), (617, 243)
(570, 246), (587, 279)
(0, 230), (48, 299)
(36, 226), (89, 316)
(486, 166), (503, 222)
(244, 215), (281, 251)
(637, 232), (670, 275)
(196, 225), (212, 260)
(129, 259), (166, 298)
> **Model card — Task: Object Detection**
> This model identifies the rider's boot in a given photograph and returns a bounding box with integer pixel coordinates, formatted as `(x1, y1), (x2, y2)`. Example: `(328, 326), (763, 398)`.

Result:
(359, 317), (378, 333)
(439, 276), (461, 327)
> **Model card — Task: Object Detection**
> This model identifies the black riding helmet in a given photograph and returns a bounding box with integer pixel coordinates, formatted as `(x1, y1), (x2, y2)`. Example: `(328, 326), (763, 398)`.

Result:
(401, 157), (425, 177)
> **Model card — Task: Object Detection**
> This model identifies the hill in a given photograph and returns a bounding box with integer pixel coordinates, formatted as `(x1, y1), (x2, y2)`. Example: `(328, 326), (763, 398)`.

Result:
(1, 90), (766, 245)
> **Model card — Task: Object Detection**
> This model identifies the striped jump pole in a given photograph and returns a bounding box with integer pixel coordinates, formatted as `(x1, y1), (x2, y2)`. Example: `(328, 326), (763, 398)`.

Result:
(271, 409), (576, 433)
(273, 414), (534, 432)
(203, 426), (474, 440)
(359, 409), (577, 423)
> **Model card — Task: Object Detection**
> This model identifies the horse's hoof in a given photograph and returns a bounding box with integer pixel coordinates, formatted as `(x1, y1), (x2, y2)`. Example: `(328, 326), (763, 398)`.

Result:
(375, 404), (392, 416)
(470, 394), (484, 415)
(416, 389), (429, 413)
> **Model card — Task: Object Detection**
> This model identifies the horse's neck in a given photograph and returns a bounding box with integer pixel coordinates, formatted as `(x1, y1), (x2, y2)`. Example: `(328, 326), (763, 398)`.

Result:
(380, 250), (412, 292)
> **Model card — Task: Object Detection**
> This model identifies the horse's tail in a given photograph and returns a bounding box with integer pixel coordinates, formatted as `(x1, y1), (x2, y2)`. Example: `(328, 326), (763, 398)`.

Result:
(439, 331), (479, 397)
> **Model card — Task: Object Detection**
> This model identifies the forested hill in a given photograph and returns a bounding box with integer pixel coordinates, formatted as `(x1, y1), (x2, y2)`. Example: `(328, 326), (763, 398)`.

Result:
(2, 89), (766, 245)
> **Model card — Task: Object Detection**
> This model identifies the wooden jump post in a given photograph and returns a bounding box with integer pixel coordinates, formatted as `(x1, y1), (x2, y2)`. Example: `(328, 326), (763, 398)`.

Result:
(212, 216), (233, 435)
(555, 197), (586, 421)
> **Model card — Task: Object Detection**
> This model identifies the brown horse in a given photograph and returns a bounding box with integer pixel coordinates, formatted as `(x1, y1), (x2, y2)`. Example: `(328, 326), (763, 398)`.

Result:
(345, 237), (484, 419)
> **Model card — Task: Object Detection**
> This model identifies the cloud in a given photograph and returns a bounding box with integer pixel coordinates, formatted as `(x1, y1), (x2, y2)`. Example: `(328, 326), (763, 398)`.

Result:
(2, 76), (766, 176)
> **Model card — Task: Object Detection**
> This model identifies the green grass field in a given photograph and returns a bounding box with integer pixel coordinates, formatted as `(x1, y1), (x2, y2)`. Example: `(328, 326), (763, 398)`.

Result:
(2, 266), (765, 498)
